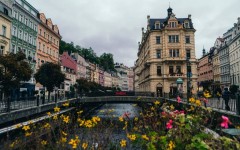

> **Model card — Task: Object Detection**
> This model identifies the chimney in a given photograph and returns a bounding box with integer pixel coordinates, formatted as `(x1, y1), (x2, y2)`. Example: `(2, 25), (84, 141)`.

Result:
(188, 14), (191, 20)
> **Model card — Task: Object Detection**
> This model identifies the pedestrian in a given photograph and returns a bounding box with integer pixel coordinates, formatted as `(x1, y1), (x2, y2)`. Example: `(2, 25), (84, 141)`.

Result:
(215, 87), (222, 108)
(222, 88), (231, 111)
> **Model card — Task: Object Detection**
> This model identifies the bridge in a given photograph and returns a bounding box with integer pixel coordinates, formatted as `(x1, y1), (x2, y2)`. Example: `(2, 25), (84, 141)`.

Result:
(0, 96), (239, 131)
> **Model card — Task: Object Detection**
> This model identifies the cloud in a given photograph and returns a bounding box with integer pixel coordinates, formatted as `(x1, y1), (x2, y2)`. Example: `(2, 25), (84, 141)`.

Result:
(29, 0), (240, 67)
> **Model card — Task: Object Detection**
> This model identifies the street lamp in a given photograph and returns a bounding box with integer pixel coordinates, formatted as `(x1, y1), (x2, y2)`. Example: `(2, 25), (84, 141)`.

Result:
(186, 58), (191, 103)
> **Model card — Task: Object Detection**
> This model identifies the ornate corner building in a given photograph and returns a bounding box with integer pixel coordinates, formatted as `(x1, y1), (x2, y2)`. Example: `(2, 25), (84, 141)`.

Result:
(134, 7), (198, 98)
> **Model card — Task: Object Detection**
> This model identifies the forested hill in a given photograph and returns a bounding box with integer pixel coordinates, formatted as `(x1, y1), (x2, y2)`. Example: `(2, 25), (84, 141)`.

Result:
(59, 40), (115, 72)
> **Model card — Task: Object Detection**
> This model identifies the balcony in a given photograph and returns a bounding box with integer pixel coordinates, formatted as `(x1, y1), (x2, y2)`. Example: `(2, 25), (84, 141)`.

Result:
(164, 57), (186, 62)
(167, 73), (185, 78)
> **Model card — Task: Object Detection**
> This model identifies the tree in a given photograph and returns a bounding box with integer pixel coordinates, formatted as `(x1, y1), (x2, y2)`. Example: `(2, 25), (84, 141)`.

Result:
(34, 62), (65, 102)
(99, 53), (115, 71)
(0, 51), (32, 97)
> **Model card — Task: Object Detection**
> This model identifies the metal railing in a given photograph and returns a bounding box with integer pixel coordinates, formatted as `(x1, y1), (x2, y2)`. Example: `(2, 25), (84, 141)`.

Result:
(0, 95), (76, 114)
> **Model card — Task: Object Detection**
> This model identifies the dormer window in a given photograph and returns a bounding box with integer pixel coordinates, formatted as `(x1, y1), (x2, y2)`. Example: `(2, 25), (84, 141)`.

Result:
(155, 22), (160, 29)
(169, 22), (177, 28)
(184, 22), (189, 28)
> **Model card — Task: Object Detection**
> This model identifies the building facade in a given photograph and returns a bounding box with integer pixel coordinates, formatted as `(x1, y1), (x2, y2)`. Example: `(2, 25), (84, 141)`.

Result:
(60, 52), (77, 92)
(197, 50), (213, 91)
(0, 0), (12, 55)
(134, 7), (198, 98)
(11, 0), (38, 71)
(229, 18), (240, 87)
(127, 67), (134, 91)
(36, 13), (61, 70)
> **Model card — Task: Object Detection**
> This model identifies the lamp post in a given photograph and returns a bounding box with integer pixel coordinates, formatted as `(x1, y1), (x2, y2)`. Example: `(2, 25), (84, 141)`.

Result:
(186, 58), (191, 103)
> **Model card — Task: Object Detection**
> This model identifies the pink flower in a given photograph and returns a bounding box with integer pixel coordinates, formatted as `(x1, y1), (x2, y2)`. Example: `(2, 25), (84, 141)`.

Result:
(221, 115), (229, 128)
(122, 111), (131, 119)
(177, 96), (181, 103)
(166, 119), (173, 129)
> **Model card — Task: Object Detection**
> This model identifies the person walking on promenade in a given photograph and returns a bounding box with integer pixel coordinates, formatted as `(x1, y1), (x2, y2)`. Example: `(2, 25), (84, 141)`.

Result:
(215, 87), (222, 108)
(222, 88), (231, 111)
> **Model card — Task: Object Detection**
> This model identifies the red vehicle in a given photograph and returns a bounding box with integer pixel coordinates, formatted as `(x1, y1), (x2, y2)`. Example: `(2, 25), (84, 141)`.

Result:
(115, 91), (127, 96)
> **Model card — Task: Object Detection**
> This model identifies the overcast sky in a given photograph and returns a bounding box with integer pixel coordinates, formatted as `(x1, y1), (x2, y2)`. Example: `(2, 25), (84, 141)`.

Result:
(29, 0), (239, 67)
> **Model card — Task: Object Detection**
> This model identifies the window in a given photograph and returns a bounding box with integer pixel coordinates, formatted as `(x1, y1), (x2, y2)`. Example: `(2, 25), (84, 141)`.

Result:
(24, 32), (28, 41)
(156, 49), (161, 58)
(157, 66), (162, 76)
(29, 35), (32, 44)
(169, 66), (174, 74)
(44, 32), (45, 37)
(187, 66), (192, 73)
(185, 36), (190, 43)
(156, 36), (161, 44)
(40, 29), (42, 35)
(12, 26), (17, 36)
(2, 26), (6, 36)
(176, 66), (181, 74)
(168, 35), (179, 43)
(19, 14), (23, 22)
(169, 49), (179, 57)
(11, 44), (16, 53)
(155, 23), (160, 29)
(25, 18), (28, 25)
(186, 49), (191, 59)
(39, 42), (41, 50)
(43, 44), (45, 52)
(184, 22), (189, 28)
(18, 30), (22, 39)
(169, 22), (176, 28)
(3, 8), (8, 15)
(14, 10), (18, 19)
(0, 46), (4, 55)
(29, 21), (32, 29)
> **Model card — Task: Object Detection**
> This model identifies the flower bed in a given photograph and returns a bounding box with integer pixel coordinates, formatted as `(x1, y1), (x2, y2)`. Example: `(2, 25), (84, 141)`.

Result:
(2, 98), (240, 150)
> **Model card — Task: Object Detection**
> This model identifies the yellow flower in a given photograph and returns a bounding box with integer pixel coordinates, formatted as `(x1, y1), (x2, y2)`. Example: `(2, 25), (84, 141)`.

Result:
(15, 123), (22, 129)
(44, 123), (51, 129)
(63, 116), (70, 124)
(82, 142), (88, 149)
(68, 136), (80, 149)
(25, 132), (32, 137)
(84, 120), (93, 128)
(151, 107), (155, 111)
(22, 125), (30, 131)
(54, 106), (60, 112)
(195, 100), (201, 106)
(134, 117), (138, 121)
(77, 110), (83, 114)
(168, 141), (175, 150)
(53, 115), (58, 120)
(170, 105), (175, 110)
(92, 116), (101, 123)
(203, 91), (211, 98)
(79, 119), (85, 127)
(154, 100), (160, 105)
(41, 140), (47, 145)
(99, 110), (105, 113)
(119, 116), (124, 122)
(62, 131), (67, 136)
(63, 102), (69, 107)
(120, 139), (127, 147)
(60, 137), (67, 143)
(47, 112), (51, 116)
(189, 97), (195, 103)
(127, 134), (136, 141)
(142, 134), (149, 141)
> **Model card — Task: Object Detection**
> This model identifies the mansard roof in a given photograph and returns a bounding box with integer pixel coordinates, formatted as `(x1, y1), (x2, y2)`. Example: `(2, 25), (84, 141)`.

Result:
(148, 8), (194, 30)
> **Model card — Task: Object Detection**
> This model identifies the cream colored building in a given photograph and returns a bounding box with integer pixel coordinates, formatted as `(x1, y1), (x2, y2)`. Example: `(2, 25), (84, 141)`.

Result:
(134, 7), (198, 98)
(0, 0), (12, 55)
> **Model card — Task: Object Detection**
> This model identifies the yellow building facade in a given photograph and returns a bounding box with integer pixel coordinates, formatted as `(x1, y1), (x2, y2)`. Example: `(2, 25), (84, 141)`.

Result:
(0, 1), (12, 55)
(134, 7), (198, 98)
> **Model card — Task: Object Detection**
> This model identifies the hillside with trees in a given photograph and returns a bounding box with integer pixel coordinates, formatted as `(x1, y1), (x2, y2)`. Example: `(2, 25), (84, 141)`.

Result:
(60, 40), (115, 71)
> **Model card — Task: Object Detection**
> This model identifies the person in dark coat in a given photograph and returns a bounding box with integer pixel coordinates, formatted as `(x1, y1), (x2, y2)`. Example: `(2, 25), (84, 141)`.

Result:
(222, 88), (231, 111)
(215, 87), (222, 108)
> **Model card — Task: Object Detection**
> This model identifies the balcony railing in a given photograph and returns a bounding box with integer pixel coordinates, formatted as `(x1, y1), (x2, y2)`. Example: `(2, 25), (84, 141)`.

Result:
(168, 73), (185, 77)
